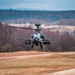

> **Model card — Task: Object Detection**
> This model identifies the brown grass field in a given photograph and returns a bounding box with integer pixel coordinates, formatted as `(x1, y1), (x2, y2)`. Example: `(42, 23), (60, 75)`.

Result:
(0, 51), (75, 75)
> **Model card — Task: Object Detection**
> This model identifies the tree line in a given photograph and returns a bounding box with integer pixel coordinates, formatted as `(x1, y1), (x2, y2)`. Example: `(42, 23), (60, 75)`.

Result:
(0, 22), (75, 52)
(0, 10), (75, 25)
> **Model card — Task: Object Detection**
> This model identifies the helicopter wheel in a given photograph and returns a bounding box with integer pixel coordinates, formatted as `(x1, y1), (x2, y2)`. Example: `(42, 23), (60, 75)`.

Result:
(40, 45), (43, 49)
(31, 44), (34, 49)
(40, 43), (43, 49)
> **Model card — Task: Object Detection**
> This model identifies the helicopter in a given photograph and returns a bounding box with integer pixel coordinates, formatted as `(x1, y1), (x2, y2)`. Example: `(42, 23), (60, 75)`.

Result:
(7, 24), (51, 49)
(24, 24), (50, 49)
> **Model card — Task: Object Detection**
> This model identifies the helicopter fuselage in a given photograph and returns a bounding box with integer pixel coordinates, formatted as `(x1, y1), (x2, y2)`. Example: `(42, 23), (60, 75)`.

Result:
(25, 32), (50, 49)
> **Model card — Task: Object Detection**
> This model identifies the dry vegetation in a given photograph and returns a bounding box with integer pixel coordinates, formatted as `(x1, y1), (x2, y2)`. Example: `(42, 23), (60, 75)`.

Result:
(0, 51), (75, 75)
(0, 22), (75, 52)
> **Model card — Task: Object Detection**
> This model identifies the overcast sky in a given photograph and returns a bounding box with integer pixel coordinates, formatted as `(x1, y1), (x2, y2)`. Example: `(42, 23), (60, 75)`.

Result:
(0, 0), (75, 10)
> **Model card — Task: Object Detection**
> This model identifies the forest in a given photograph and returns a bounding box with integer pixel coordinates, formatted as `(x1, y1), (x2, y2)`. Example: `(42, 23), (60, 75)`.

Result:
(0, 10), (75, 25)
(0, 22), (75, 52)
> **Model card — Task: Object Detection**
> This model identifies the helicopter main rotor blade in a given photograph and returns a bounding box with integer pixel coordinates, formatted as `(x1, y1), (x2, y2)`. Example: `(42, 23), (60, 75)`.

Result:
(41, 27), (57, 30)
(7, 25), (35, 30)
(6, 25), (54, 31)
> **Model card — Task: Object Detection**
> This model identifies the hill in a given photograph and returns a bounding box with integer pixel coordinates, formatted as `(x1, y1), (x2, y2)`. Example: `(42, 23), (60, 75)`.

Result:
(0, 10), (75, 25)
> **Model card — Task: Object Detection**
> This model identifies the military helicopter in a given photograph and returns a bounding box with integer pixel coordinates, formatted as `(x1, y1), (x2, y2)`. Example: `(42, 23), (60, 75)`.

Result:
(24, 24), (50, 49)
(8, 24), (51, 49)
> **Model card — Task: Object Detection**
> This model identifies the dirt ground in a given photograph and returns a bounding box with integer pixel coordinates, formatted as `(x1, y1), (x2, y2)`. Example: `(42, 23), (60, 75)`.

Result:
(47, 69), (75, 75)
(0, 51), (75, 75)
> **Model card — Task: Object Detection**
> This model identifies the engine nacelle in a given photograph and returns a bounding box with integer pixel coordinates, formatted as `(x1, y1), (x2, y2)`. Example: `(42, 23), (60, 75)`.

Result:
(43, 39), (51, 45)
(25, 39), (31, 45)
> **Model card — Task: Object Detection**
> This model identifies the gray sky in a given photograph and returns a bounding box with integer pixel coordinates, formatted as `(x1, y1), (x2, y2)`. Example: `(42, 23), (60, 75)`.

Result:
(0, 0), (75, 10)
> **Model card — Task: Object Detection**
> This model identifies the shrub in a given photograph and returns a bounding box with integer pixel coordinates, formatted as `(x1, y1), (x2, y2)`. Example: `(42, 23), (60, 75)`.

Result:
(1, 44), (12, 52)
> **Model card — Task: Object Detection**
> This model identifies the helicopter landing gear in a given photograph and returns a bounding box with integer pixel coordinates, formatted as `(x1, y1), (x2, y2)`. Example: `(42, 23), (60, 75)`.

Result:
(31, 42), (43, 49)
(31, 44), (34, 49)
(40, 42), (43, 49)
(40, 44), (43, 49)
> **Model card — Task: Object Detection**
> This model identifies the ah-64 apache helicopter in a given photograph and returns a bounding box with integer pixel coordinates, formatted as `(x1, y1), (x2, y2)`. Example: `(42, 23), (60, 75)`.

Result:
(8, 24), (51, 49)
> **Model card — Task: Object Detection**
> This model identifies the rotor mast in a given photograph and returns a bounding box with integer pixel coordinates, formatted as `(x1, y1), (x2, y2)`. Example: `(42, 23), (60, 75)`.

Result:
(35, 24), (41, 29)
